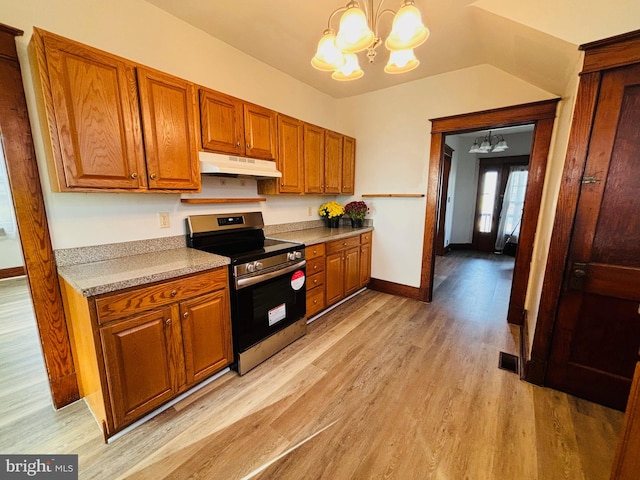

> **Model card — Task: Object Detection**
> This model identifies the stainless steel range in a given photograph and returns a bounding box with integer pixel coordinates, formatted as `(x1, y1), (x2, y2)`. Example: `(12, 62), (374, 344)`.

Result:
(186, 212), (306, 375)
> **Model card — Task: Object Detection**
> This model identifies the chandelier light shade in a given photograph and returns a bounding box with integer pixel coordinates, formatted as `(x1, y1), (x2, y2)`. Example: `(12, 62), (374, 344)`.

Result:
(384, 48), (419, 74)
(385, 1), (430, 51)
(332, 53), (364, 81)
(469, 132), (509, 154)
(311, 30), (346, 71)
(335, 3), (375, 53)
(312, 0), (429, 81)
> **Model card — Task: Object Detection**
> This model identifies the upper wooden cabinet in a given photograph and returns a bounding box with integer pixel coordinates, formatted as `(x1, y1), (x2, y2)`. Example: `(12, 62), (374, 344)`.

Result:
(304, 123), (326, 194)
(137, 67), (199, 191)
(342, 135), (356, 194)
(324, 130), (343, 194)
(31, 28), (200, 193)
(199, 87), (277, 160)
(258, 114), (304, 194)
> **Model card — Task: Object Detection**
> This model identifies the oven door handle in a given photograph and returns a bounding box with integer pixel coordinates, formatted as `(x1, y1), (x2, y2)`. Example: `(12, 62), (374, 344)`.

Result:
(235, 260), (306, 290)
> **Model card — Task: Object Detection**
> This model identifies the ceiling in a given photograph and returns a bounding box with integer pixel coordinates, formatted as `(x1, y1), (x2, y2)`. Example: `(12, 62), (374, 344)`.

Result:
(143, 0), (640, 99)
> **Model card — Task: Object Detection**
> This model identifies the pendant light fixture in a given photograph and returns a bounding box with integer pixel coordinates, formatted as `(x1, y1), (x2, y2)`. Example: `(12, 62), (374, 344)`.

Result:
(469, 131), (509, 154)
(312, 0), (429, 81)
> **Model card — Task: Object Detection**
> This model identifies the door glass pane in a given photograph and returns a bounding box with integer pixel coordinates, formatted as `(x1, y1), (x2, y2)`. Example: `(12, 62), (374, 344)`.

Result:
(478, 171), (498, 233)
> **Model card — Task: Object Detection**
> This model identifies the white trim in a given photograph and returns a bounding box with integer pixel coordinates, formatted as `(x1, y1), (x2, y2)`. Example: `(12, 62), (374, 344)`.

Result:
(306, 288), (367, 324)
(106, 367), (231, 443)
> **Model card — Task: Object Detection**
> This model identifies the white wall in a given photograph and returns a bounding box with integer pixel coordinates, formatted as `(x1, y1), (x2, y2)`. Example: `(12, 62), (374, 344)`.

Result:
(0, 0), (340, 249)
(447, 131), (533, 245)
(0, 142), (24, 269)
(336, 68), (554, 287)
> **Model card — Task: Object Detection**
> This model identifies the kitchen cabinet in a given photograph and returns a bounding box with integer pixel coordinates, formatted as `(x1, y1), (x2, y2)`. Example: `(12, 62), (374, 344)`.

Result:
(306, 244), (326, 317)
(199, 87), (277, 160)
(304, 123), (325, 194)
(359, 231), (372, 288)
(342, 135), (356, 195)
(325, 236), (361, 306)
(32, 28), (200, 193)
(257, 114), (304, 194)
(324, 130), (343, 194)
(60, 267), (232, 438)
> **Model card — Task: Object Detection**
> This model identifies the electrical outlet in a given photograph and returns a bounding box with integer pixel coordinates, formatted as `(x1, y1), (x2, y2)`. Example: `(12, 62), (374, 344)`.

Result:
(308, 206), (313, 217)
(158, 212), (170, 228)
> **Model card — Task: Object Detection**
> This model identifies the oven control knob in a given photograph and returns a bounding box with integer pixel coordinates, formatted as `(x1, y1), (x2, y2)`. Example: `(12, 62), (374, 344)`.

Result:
(246, 263), (255, 273)
(287, 252), (296, 261)
(294, 251), (302, 259)
(255, 262), (264, 271)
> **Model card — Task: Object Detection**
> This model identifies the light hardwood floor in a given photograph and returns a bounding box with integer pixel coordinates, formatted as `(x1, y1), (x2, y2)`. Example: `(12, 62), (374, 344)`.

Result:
(0, 253), (623, 479)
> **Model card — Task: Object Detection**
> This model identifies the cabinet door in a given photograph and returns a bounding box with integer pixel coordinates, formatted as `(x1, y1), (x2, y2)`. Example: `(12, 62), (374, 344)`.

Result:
(243, 103), (277, 160)
(342, 135), (356, 194)
(137, 67), (200, 191)
(360, 239), (372, 288)
(199, 88), (244, 155)
(304, 123), (325, 194)
(324, 130), (343, 194)
(180, 290), (233, 386)
(277, 114), (304, 193)
(100, 307), (181, 429)
(344, 246), (361, 296)
(325, 251), (344, 306)
(39, 31), (145, 190)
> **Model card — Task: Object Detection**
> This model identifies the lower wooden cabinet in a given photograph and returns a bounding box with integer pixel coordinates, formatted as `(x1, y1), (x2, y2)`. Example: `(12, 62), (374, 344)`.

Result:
(60, 267), (232, 438)
(307, 231), (372, 316)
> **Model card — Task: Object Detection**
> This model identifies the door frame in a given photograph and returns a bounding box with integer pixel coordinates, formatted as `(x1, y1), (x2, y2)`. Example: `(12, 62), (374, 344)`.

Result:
(421, 99), (559, 327)
(0, 24), (78, 408)
(527, 30), (640, 384)
(435, 144), (453, 256)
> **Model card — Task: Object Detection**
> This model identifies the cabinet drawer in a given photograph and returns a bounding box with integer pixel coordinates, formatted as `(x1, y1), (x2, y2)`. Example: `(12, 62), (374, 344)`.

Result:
(360, 231), (372, 244)
(307, 271), (325, 291)
(307, 256), (325, 275)
(306, 243), (325, 260)
(326, 235), (360, 254)
(96, 268), (228, 324)
(306, 285), (325, 317)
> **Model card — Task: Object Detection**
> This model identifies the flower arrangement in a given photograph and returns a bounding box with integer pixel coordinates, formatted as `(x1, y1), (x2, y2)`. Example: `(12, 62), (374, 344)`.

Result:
(318, 201), (345, 219)
(344, 201), (369, 220)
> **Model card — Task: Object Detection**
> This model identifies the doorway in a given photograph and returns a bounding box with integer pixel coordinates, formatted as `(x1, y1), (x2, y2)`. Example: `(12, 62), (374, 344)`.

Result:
(421, 99), (559, 327)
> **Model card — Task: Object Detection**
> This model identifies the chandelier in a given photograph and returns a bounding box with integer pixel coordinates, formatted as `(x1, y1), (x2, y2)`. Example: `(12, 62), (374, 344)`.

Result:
(311, 0), (429, 81)
(469, 131), (509, 154)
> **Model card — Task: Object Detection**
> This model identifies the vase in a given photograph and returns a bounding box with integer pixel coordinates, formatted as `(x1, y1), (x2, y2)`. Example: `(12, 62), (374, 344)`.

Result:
(327, 217), (341, 229)
(350, 218), (364, 228)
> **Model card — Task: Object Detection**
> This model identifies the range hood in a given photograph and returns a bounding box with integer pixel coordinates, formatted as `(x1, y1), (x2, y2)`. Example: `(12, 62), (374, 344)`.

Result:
(199, 151), (282, 178)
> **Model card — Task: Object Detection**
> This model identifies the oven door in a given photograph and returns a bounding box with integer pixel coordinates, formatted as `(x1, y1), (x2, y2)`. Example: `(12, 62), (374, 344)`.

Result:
(231, 260), (306, 353)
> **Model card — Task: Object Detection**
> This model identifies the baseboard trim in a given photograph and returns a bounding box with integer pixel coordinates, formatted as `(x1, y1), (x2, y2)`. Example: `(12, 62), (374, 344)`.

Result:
(0, 266), (25, 280)
(519, 310), (530, 380)
(448, 243), (473, 251)
(524, 358), (547, 386)
(368, 278), (422, 301)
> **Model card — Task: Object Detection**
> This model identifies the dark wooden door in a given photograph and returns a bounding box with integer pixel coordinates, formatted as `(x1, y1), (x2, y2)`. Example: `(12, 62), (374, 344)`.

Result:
(546, 63), (640, 411)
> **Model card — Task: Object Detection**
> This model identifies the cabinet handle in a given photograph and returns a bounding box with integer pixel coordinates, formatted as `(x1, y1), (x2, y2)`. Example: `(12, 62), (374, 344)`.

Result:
(183, 311), (189, 319)
(313, 299), (318, 304)
(130, 172), (138, 179)
(314, 265), (318, 270)
(149, 173), (157, 180)
(313, 279), (318, 285)
(170, 289), (177, 297)
(281, 183), (284, 187)
(247, 144), (252, 149)
(236, 142), (241, 147)
(165, 318), (172, 327)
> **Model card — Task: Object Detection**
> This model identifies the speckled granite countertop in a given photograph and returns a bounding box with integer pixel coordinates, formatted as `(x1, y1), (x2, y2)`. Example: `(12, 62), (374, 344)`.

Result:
(268, 226), (373, 246)
(58, 248), (229, 297)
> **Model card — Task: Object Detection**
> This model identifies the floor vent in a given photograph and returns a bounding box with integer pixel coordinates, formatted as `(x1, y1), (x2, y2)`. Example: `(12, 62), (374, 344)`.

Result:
(498, 351), (519, 374)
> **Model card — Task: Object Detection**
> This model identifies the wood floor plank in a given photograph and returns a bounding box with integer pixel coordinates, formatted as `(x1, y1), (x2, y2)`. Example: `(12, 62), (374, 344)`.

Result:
(0, 252), (623, 479)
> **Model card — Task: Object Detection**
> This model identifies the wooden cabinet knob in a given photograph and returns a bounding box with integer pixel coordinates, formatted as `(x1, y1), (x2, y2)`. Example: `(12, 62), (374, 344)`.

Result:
(236, 142), (241, 147)
(247, 144), (252, 149)
(149, 173), (157, 180)
(170, 289), (177, 297)
(313, 299), (318, 304)
(183, 311), (189, 318)
(165, 318), (172, 327)
(314, 265), (318, 270)
(130, 172), (138, 179)
(313, 279), (318, 285)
